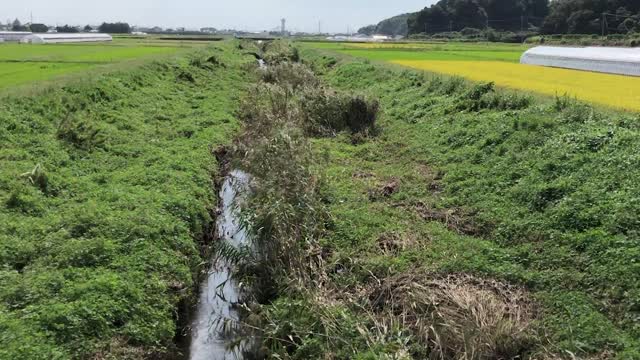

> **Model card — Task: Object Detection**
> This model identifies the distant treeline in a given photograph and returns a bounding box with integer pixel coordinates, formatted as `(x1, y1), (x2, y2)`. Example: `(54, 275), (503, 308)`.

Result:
(358, 14), (410, 37)
(99, 22), (131, 33)
(361, 0), (640, 36)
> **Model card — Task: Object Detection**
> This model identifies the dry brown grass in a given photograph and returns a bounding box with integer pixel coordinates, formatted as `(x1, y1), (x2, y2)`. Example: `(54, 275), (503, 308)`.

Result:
(413, 201), (491, 237)
(377, 231), (422, 255)
(363, 272), (537, 359)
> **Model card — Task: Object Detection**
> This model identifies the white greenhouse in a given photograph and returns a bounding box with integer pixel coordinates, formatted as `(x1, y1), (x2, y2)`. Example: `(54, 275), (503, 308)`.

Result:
(521, 46), (640, 77)
(20, 33), (113, 44)
(0, 31), (33, 42)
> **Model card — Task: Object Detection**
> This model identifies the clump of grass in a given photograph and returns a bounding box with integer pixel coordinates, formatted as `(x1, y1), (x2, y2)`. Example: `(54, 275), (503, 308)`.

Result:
(299, 87), (378, 137)
(261, 62), (319, 90)
(248, 62), (379, 138)
(366, 273), (538, 359)
(451, 82), (531, 112)
(57, 114), (106, 151)
(261, 40), (301, 65)
(552, 93), (576, 111)
(176, 68), (196, 83)
(190, 54), (226, 69)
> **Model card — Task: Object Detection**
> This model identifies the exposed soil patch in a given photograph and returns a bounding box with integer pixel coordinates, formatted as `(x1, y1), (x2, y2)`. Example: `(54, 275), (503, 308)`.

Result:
(413, 201), (491, 236)
(368, 178), (400, 200)
(376, 231), (422, 255)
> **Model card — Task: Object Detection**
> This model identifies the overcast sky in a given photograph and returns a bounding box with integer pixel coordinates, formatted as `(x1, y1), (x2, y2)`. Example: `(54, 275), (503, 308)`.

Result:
(5, 0), (434, 33)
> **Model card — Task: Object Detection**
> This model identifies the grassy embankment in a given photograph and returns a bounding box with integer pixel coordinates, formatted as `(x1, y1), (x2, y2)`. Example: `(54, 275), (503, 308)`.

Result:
(0, 40), (202, 90)
(0, 42), (253, 358)
(306, 42), (640, 112)
(234, 43), (640, 359)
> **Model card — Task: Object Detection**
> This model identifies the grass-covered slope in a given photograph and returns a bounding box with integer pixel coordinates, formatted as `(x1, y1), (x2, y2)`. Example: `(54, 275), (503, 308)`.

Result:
(0, 43), (251, 359)
(281, 47), (640, 357)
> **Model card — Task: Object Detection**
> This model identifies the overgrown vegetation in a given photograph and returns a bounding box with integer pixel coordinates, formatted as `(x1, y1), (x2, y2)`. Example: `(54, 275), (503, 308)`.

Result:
(0, 43), (252, 358)
(220, 43), (550, 360)
(278, 45), (640, 358)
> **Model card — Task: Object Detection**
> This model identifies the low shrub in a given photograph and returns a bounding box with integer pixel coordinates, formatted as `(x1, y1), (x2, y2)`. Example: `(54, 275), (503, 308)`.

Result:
(57, 114), (106, 151)
(261, 62), (319, 90)
(451, 82), (531, 112)
(299, 87), (378, 136)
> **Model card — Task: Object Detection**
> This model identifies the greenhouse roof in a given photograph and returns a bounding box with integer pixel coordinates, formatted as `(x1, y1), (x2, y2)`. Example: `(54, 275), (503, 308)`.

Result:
(521, 46), (640, 76)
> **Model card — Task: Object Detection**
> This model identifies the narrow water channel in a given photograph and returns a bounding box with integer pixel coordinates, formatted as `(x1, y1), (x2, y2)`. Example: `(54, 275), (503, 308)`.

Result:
(189, 170), (251, 360)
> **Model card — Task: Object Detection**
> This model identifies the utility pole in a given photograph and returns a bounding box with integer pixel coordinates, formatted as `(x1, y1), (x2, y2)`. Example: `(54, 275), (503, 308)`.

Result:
(601, 13), (605, 37)
(318, 20), (321, 35)
(281, 18), (286, 37)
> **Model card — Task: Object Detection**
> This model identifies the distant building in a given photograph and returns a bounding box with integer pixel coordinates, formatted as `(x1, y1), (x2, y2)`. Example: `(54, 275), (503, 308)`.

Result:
(326, 34), (389, 43)
(372, 34), (390, 41)
(20, 33), (112, 44)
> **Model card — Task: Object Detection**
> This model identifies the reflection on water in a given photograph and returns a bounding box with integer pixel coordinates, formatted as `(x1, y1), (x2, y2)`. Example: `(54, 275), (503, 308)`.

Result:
(189, 170), (251, 360)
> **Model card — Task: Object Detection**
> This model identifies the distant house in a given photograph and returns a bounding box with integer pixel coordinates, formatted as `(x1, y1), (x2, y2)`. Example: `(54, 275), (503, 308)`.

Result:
(372, 34), (391, 41)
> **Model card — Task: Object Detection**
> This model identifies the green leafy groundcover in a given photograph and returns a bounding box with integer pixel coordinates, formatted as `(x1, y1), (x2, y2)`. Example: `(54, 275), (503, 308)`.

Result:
(0, 43), (251, 359)
(275, 46), (640, 358)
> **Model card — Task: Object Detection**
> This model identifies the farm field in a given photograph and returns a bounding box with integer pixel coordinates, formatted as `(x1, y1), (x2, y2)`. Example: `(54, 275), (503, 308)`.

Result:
(0, 40), (189, 89)
(305, 41), (640, 111)
(307, 41), (529, 62)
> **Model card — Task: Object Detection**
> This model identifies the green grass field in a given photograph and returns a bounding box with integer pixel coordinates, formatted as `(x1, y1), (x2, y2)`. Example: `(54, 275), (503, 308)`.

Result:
(305, 41), (529, 62)
(304, 41), (640, 111)
(0, 40), (192, 89)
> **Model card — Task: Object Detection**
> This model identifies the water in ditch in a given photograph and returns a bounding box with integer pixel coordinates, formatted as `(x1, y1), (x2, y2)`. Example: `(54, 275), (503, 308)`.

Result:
(189, 170), (252, 360)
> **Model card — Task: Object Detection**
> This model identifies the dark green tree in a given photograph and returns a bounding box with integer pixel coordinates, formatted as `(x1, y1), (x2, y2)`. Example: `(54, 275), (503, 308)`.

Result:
(30, 23), (49, 33)
(98, 22), (131, 34)
(11, 18), (28, 31)
(357, 24), (377, 35)
(56, 25), (79, 33)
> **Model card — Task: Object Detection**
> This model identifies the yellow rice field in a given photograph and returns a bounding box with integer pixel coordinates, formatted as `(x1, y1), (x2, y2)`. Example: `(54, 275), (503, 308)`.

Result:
(392, 60), (640, 111)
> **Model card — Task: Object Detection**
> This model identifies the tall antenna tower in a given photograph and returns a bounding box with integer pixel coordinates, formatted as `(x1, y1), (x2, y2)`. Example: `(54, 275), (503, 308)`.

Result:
(281, 18), (286, 36)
